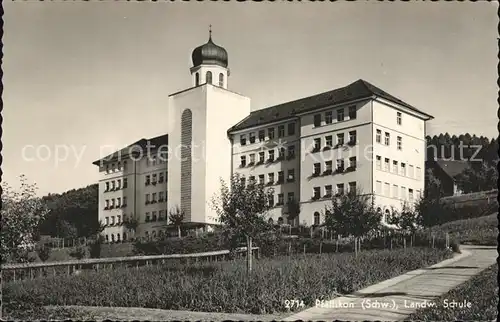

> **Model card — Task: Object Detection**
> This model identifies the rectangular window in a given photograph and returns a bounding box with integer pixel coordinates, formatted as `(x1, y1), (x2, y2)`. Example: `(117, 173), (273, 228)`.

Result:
(278, 147), (286, 160)
(278, 171), (284, 183)
(401, 186), (406, 200)
(325, 135), (333, 147)
(376, 156), (382, 170)
(116, 179), (121, 189)
(159, 191), (164, 202)
(313, 114), (322, 127)
(337, 183), (345, 195)
(409, 189), (414, 202)
(258, 174), (265, 185)
(240, 135), (246, 146)
(376, 129), (382, 143)
(123, 196), (127, 206)
(348, 106), (357, 119)
(401, 163), (406, 176)
(349, 181), (357, 194)
(105, 217), (109, 225)
(268, 150), (275, 161)
(325, 185), (333, 197)
(337, 108), (345, 122)
(152, 174), (157, 184)
(111, 199), (115, 207)
(313, 163), (321, 175)
(397, 136), (402, 150)
(258, 130), (265, 142)
(112, 181), (116, 190)
(336, 159), (345, 171)
(325, 111), (333, 124)
(384, 158), (390, 171)
(146, 194), (150, 202)
(384, 132), (390, 145)
(287, 192), (295, 202)
(111, 216), (115, 225)
(287, 145), (295, 159)
(259, 151), (265, 163)
(249, 153), (255, 164)
(145, 175), (150, 185)
(278, 193), (284, 205)
(268, 194), (274, 207)
(123, 178), (128, 188)
(313, 187), (321, 199)
(268, 128), (275, 140)
(240, 177), (246, 186)
(313, 138), (321, 150)
(409, 165), (414, 178)
(376, 181), (382, 194)
(393, 161), (398, 174)
(249, 175), (255, 183)
(240, 155), (246, 167)
(287, 169), (295, 182)
(384, 183), (390, 196)
(159, 210), (165, 220)
(397, 112), (402, 125)
(152, 192), (157, 202)
(117, 197), (121, 207)
(325, 160), (332, 172)
(337, 133), (345, 145)
(249, 132), (256, 144)
(288, 122), (296, 136)
(105, 182), (110, 191)
(145, 212), (150, 222)
(105, 199), (110, 208)
(416, 167), (422, 180)
(348, 131), (357, 145)
(393, 184), (398, 198)
(268, 173), (274, 183)
(278, 125), (285, 138)
(159, 173), (164, 183)
(349, 156), (356, 169)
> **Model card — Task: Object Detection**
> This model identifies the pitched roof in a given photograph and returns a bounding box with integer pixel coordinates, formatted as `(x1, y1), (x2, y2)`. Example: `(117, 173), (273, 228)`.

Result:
(228, 79), (433, 133)
(92, 134), (168, 165)
(435, 159), (470, 179)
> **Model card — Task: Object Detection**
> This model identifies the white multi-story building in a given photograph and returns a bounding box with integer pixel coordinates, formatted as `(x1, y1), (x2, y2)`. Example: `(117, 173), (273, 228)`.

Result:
(93, 31), (433, 240)
(227, 80), (433, 226)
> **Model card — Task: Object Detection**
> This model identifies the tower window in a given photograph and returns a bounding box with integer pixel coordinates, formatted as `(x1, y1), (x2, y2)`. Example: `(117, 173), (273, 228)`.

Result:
(219, 73), (224, 87)
(195, 72), (200, 86)
(206, 71), (213, 84)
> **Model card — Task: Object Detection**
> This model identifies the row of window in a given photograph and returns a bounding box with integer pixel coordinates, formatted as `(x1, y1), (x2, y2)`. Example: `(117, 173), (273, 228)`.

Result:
(375, 129), (403, 150)
(105, 233), (126, 242)
(145, 153), (168, 167)
(104, 214), (129, 226)
(240, 168), (296, 186)
(240, 145), (296, 167)
(105, 161), (128, 174)
(312, 182), (357, 200)
(195, 71), (224, 87)
(104, 197), (128, 210)
(144, 191), (168, 205)
(145, 172), (167, 186)
(105, 178), (128, 192)
(313, 105), (357, 127)
(145, 209), (168, 222)
(268, 192), (296, 207)
(240, 122), (296, 146)
(375, 156), (421, 180)
(312, 157), (357, 176)
(375, 181), (420, 201)
(311, 131), (357, 152)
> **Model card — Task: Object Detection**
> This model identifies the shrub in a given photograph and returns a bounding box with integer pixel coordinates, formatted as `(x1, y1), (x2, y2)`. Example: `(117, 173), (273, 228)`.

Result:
(69, 246), (89, 260)
(89, 237), (102, 259)
(35, 244), (51, 262)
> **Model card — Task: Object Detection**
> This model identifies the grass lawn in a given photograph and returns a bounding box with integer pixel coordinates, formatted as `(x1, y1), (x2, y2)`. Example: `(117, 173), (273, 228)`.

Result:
(427, 213), (498, 246)
(3, 247), (452, 319)
(408, 264), (498, 321)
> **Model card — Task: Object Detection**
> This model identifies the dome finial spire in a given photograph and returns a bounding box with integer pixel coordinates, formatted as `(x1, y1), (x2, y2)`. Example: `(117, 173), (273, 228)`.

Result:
(209, 24), (212, 40)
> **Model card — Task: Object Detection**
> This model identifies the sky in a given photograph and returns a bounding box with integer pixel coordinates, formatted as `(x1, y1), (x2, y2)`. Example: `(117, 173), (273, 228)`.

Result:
(3, 1), (498, 196)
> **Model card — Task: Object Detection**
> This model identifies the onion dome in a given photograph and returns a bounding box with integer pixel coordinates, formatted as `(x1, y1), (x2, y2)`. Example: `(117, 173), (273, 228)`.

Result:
(191, 28), (228, 68)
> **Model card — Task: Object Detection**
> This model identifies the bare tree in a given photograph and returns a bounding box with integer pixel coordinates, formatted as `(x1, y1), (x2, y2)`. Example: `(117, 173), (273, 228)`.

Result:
(169, 205), (185, 238)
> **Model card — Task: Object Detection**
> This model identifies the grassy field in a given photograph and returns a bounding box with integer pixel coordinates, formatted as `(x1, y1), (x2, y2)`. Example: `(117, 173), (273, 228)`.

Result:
(408, 264), (498, 321)
(3, 247), (451, 319)
(427, 213), (498, 245)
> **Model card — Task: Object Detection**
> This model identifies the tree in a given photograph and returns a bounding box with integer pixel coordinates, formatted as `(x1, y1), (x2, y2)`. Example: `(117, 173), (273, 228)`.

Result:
(388, 203), (418, 234)
(415, 195), (446, 227)
(211, 174), (274, 274)
(455, 162), (498, 193)
(1, 175), (49, 263)
(286, 198), (301, 234)
(56, 220), (78, 239)
(425, 168), (444, 199)
(324, 189), (382, 238)
(124, 217), (139, 238)
(169, 205), (185, 238)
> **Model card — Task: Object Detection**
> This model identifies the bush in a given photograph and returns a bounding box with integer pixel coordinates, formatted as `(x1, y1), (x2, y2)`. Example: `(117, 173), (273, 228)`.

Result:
(35, 244), (51, 262)
(89, 237), (102, 259)
(4, 248), (451, 315)
(69, 246), (89, 260)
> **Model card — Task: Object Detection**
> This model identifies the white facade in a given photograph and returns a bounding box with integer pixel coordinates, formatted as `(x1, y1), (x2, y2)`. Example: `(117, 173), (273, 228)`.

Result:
(229, 96), (430, 227)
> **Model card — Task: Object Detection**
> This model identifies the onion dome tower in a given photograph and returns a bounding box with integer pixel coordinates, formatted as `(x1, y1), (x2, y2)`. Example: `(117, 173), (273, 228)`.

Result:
(190, 26), (229, 89)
